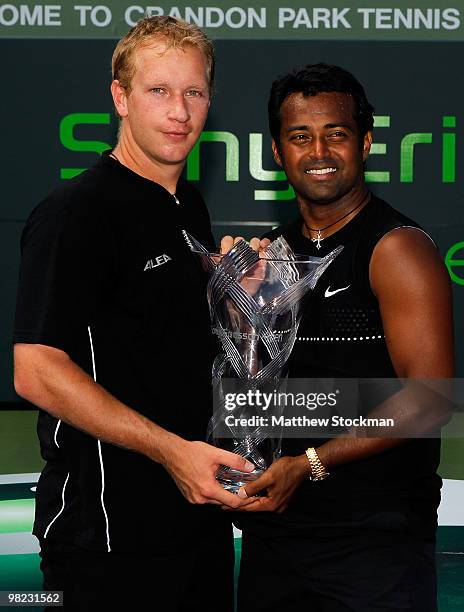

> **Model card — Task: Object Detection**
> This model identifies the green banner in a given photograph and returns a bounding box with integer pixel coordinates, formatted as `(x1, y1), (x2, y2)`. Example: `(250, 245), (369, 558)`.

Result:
(0, 0), (463, 40)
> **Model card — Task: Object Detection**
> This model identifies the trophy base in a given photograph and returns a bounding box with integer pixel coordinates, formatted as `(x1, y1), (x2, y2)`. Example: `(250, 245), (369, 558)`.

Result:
(217, 468), (265, 494)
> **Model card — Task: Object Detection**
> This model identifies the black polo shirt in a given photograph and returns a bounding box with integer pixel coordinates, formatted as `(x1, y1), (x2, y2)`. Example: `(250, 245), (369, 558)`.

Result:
(258, 196), (441, 536)
(14, 154), (227, 553)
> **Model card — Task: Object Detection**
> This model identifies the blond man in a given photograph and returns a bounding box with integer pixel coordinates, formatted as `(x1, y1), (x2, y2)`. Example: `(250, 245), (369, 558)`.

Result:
(13, 16), (252, 611)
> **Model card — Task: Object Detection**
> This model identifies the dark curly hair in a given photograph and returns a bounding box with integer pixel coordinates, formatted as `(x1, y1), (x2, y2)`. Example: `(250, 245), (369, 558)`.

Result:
(268, 63), (374, 146)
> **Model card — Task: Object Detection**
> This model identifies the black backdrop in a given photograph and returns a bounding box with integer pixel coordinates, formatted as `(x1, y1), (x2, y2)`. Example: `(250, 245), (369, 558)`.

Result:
(2, 36), (463, 403)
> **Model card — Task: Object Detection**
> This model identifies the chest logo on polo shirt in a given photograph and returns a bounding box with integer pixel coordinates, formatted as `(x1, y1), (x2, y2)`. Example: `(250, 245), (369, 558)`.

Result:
(144, 254), (172, 271)
(324, 285), (350, 298)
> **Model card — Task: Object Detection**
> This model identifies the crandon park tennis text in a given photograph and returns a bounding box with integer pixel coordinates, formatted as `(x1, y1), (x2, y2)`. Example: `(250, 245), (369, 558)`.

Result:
(0, 5), (461, 37)
(224, 415), (395, 428)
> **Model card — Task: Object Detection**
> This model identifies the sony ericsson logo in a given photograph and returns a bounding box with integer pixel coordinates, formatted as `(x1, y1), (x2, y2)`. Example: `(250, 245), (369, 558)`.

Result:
(60, 115), (460, 192)
(144, 254), (172, 272)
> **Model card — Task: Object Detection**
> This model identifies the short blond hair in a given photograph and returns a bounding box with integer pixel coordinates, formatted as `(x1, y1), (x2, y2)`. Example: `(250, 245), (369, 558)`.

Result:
(111, 16), (215, 94)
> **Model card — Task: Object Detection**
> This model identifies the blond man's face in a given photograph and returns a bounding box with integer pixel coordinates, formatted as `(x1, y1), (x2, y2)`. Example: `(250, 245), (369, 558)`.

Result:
(115, 42), (210, 167)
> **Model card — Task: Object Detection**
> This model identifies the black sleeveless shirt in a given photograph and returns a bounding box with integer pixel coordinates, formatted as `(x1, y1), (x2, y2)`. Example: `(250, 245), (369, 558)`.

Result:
(261, 195), (441, 534)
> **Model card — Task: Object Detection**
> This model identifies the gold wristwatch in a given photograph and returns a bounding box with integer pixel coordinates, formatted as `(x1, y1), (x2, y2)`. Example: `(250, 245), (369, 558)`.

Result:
(305, 447), (330, 481)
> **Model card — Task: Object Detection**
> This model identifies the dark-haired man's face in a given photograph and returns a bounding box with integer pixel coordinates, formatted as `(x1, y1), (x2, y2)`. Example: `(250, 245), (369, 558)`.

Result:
(272, 91), (371, 206)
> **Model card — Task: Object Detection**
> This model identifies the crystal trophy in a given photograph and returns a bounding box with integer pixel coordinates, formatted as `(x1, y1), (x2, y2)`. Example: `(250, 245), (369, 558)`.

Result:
(185, 231), (342, 493)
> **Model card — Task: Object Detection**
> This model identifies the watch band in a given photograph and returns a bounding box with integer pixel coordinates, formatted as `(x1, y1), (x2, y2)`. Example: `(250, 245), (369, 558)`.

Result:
(305, 447), (330, 481)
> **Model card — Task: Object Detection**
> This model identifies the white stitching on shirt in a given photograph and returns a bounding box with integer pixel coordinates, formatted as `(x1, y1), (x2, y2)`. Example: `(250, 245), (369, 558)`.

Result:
(384, 225), (436, 247)
(53, 420), (61, 449)
(88, 325), (112, 553)
(43, 472), (70, 539)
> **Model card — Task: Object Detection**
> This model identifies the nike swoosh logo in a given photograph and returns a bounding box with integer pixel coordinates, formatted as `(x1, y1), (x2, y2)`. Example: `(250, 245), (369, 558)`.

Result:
(324, 285), (350, 298)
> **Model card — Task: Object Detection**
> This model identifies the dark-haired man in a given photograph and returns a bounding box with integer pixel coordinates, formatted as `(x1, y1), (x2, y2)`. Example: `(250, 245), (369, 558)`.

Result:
(235, 64), (453, 612)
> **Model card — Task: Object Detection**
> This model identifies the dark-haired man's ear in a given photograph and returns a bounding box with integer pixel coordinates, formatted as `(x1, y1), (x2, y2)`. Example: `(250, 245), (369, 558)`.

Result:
(272, 140), (283, 167)
(362, 131), (373, 162)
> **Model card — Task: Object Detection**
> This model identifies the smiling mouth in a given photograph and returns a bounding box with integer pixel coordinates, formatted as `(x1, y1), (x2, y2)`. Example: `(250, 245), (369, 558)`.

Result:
(305, 167), (337, 175)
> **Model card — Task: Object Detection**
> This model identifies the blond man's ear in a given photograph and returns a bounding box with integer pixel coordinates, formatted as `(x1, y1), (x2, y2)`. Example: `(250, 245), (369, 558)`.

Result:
(111, 80), (129, 118)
